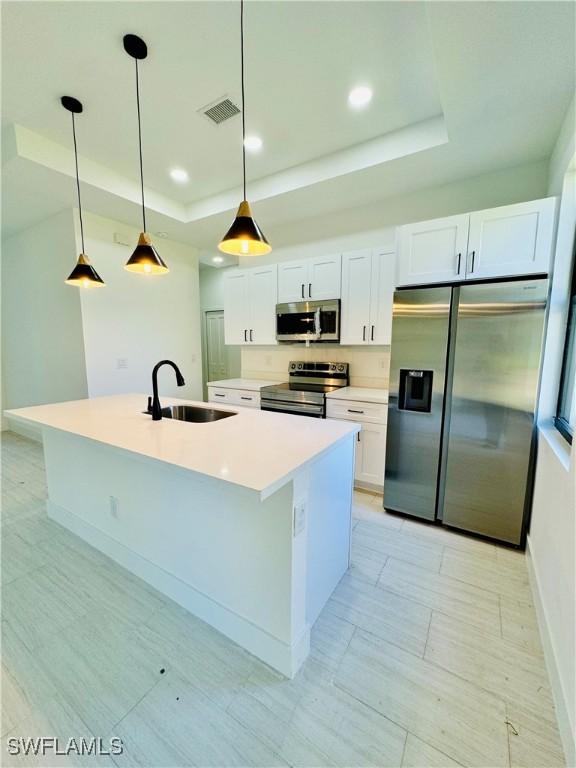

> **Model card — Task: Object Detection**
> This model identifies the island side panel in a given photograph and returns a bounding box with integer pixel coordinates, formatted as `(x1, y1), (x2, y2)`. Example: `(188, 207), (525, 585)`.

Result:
(304, 435), (354, 626)
(42, 428), (300, 676)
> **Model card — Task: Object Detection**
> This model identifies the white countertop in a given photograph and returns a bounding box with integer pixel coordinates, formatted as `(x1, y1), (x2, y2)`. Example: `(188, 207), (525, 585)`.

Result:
(326, 386), (388, 404)
(6, 394), (358, 498)
(207, 378), (279, 391)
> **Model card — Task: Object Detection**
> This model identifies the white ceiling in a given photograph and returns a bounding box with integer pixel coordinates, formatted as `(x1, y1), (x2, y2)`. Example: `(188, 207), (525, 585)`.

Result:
(2, 1), (574, 264)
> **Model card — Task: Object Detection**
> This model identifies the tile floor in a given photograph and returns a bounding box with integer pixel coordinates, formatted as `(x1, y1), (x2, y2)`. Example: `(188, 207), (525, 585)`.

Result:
(1, 431), (566, 767)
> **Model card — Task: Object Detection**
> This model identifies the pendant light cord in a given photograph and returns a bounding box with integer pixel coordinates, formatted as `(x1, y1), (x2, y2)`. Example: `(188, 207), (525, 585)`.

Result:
(71, 113), (85, 254)
(135, 59), (147, 232)
(240, 0), (246, 202)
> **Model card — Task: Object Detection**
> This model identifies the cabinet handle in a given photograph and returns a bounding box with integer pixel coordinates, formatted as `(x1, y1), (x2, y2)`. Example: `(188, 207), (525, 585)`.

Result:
(457, 253), (461, 274)
(362, 325), (366, 341)
(240, 396), (252, 401)
(371, 325), (375, 341)
(214, 393), (225, 398)
(301, 284), (305, 299)
(470, 251), (476, 273)
(357, 432), (360, 442)
(348, 409), (365, 414)
(308, 283), (312, 298)
(250, 329), (253, 342)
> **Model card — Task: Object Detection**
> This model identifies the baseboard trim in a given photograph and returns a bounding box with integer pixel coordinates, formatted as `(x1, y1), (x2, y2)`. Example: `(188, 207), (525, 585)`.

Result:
(47, 499), (310, 678)
(5, 419), (42, 442)
(527, 535), (575, 767)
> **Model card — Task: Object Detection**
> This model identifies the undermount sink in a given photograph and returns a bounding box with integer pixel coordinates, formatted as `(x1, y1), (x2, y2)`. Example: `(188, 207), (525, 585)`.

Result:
(160, 404), (237, 423)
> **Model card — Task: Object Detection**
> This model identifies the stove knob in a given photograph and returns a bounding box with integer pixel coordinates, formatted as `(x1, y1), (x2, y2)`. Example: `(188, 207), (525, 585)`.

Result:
(297, 363), (303, 370)
(290, 363), (296, 370)
(330, 364), (336, 372)
(338, 364), (345, 372)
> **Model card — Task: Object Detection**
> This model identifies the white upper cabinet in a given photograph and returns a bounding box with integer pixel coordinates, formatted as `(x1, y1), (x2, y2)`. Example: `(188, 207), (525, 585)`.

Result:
(397, 198), (556, 287)
(223, 265), (277, 345)
(397, 214), (469, 286)
(340, 249), (395, 345)
(223, 271), (249, 345)
(466, 198), (556, 280)
(278, 255), (341, 303)
(277, 261), (309, 302)
(308, 255), (341, 300)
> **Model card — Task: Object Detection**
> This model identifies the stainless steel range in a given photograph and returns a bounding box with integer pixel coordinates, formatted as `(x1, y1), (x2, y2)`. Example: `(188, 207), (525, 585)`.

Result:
(260, 361), (349, 418)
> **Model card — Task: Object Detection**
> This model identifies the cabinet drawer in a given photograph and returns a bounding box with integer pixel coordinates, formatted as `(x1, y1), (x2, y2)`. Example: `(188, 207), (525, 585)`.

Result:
(208, 387), (260, 408)
(326, 399), (387, 424)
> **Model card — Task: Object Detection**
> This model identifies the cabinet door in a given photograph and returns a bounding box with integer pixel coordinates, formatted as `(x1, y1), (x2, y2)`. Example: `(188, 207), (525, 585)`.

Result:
(308, 255), (341, 300)
(277, 261), (309, 303)
(223, 271), (249, 345)
(397, 214), (469, 286)
(466, 198), (556, 280)
(369, 250), (396, 345)
(340, 250), (372, 344)
(248, 265), (278, 345)
(355, 422), (387, 487)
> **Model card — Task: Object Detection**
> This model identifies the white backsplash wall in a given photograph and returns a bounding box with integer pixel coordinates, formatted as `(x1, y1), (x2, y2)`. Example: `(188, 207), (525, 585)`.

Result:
(241, 345), (390, 389)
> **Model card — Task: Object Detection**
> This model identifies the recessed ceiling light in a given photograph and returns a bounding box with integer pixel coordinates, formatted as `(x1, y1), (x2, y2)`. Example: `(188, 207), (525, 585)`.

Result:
(244, 135), (263, 152)
(156, 231), (168, 239)
(212, 255), (224, 264)
(348, 85), (373, 109)
(169, 168), (189, 183)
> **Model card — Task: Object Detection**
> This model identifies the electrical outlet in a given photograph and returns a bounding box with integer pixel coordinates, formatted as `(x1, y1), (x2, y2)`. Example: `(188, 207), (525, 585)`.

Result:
(116, 358), (128, 370)
(379, 357), (388, 369)
(109, 496), (119, 518)
(293, 500), (306, 537)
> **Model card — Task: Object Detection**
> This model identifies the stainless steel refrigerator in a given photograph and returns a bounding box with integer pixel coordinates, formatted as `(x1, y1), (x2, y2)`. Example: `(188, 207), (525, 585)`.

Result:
(384, 278), (548, 546)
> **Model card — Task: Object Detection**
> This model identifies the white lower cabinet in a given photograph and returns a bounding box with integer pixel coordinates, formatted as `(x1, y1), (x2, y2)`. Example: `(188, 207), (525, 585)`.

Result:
(354, 422), (387, 487)
(207, 387), (260, 408)
(326, 397), (387, 491)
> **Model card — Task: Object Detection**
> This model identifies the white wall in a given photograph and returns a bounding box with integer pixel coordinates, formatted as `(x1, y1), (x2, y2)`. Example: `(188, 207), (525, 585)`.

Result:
(78, 212), (203, 402)
(2, 209), (88, 415)
(528, 95), (576, 767)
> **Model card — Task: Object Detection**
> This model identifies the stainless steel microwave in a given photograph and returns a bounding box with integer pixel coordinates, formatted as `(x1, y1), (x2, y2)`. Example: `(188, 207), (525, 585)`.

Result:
(276, 299), (340, 343)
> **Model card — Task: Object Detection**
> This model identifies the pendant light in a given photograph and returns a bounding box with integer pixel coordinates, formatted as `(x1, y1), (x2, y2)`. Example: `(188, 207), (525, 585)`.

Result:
(218, 0), (271, 257)
(123, 34), (168, 275)
(62, 96), (105, 288)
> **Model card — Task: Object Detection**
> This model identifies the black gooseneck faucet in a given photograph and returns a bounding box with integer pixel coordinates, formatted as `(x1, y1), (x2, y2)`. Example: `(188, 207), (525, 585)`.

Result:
(148, 360), (185, 420)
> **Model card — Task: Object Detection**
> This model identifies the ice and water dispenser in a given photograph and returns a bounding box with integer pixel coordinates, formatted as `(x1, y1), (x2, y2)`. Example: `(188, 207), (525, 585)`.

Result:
(398, 369), (433, 413)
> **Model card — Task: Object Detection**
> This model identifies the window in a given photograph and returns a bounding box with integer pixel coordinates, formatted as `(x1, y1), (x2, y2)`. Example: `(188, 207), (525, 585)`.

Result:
(556, 252), (576, 443)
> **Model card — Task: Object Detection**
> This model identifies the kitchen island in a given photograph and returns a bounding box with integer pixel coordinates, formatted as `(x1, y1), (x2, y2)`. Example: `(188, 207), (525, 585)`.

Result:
(5, 394), (358, 677)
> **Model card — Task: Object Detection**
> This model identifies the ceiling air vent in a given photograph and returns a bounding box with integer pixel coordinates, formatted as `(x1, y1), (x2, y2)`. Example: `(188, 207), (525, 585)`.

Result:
(201, 97), (241, 125)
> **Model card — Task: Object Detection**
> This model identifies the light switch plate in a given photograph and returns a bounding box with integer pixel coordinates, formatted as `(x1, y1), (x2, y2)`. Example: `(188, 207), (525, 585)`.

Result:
(293, 499), (306, 537)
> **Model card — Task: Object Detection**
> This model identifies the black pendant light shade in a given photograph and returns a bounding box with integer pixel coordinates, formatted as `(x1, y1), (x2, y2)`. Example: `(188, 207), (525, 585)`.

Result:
(61, 96), (105, 288)
(65, 253), (106, 287)
(218, 0), (271, 257)
(125, 232), (168, 274)
(123, 34), (168, 275)
(219, 200), (271, 256)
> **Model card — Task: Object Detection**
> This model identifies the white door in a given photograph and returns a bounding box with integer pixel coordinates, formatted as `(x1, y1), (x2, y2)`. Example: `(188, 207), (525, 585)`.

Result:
(205, 311), (227, 381)
(223, 270), (249, 344)
(397, 214), (469, 286)
(355, 422), (387, 486)
(466, 198), (556, 280)
(248, 265), (278, 345)
(308, 255), (342, 300)
(340, 250), (372, 344)
(278, 261), (309, 303)
(368, 250), (395, 345)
